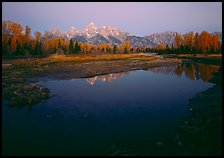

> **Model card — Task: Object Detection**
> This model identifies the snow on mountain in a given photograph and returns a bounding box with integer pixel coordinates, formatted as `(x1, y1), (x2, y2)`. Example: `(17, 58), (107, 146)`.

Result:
(97, 25), (131, 42)
(143, 31), (178, 47)
(81, 22), (98, 38)
(49, 27), (63, 37)
(65, 26), (79, 39)
(46, 23), (222, 48)
(77, 22), (131, 43)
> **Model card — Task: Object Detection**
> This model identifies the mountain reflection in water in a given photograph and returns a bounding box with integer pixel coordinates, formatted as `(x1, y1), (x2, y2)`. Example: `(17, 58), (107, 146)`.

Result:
(86, 71), (132, 85)
(85, 62), (220, 85)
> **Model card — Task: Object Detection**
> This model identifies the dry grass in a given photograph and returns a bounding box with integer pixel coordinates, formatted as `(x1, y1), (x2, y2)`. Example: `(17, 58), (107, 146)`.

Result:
(2, 53), (158, 69)
(47, 53), (158, 63)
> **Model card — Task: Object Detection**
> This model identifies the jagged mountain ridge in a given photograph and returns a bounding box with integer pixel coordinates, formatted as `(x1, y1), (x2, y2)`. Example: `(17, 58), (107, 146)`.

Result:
(46, 22), (222, 48)
(143, 31), (178, 47)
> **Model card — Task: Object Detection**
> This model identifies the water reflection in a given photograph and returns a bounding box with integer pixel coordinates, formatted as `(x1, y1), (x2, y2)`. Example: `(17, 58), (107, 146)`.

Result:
(148, 62), (220, 82)
(86, 71), (132, 85)
(175, 68), (222, 155)
(3, 60), (221, 156)
(85, 62), (220, 86)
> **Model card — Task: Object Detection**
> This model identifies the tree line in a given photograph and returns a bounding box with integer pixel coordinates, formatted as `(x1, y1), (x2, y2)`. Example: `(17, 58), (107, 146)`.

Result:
(140, 31), (221, 55)
(2, 20), (222, 57)
(2, 20), (133, 57)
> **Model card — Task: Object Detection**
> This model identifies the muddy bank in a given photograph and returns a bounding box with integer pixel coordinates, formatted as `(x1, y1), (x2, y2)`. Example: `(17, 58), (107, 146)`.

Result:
(36, 59), (181, 80)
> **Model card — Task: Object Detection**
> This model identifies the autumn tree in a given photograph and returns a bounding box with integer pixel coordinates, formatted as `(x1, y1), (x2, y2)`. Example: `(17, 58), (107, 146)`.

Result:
(200, 31), (210, 54)
(210, 34), (219, 53)
(22, 25), (32, 55)
(174, 33), (182, 49)
(98, 44), (110, 53)
(60, 38), (68, 54)
(194, 32), (200, 54)
(123, 40), (131, 54)
(9, 22), (24, 54)
(25, 25), (31, 41)
(183, 32), (194, 52)
(119, 43), (124, 53)
(156, 44), (166, 53)
(2, 20), (13, 55)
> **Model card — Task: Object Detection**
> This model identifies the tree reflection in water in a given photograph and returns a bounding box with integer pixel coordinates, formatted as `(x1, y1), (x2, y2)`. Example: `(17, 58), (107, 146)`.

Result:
(147, 61), (221, 155)
(148, 61), (220, 82)
(85, 61), (220, 86)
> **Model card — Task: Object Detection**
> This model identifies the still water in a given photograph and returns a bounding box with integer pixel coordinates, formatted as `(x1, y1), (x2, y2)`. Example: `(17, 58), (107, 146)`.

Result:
(2, 62), (220, 156)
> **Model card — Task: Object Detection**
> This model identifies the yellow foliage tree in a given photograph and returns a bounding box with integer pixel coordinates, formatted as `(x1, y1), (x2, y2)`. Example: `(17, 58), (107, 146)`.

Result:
(174, 33), (182, 49)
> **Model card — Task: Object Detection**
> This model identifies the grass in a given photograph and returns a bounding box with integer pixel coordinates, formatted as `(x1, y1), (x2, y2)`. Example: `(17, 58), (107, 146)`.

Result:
(34, 53), (158, 64)
(3, 53), (159, 69)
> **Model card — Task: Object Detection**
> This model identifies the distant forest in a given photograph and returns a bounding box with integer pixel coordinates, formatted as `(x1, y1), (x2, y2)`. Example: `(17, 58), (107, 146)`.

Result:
(2, 20), (222, 57)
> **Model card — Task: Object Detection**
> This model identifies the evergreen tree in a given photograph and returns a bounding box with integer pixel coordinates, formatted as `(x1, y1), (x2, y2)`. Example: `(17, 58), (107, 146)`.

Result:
(58, 39), (61, 48)
(69, 39), (74, 54)
(74, 41), (80, 54)
(124, 47), (128, 54)
(113, 45), (117, 54)
(34, 41), (42, 55)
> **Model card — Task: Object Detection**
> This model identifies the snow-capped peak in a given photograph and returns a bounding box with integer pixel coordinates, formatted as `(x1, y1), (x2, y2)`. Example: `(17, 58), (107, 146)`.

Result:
(49, 27), (63, 37)
(48, 22), (131, 42)
(81, 22), (98, 38)
(87, 22), (96, 29)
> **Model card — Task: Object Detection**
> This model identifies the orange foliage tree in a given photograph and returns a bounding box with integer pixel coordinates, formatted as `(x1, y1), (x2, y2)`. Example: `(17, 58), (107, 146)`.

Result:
(2, 20), (221, 56)
(199, 31), (211, 54)
(174, 33), (182, 49)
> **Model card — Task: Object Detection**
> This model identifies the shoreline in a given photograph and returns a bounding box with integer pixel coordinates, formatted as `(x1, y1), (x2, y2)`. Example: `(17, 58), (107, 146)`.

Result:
(38, 58), (181, 80)
(176, 69), (222, 155)
(2, 53), (222, 108)
(2, 55), (181, 107)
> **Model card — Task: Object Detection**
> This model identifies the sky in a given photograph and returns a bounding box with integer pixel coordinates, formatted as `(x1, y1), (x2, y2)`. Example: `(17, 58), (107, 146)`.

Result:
(2, 2), (222, 37)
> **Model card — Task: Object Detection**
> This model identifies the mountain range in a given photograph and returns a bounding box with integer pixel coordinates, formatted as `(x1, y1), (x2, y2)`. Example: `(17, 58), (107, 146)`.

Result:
(45, 22), (222, 48)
